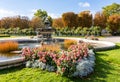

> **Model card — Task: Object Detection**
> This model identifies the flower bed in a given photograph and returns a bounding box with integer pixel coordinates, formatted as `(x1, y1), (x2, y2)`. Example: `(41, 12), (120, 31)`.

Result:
(21, 42), (95, 77)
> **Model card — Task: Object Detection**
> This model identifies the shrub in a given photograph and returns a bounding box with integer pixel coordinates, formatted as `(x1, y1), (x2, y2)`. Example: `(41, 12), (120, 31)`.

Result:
(0, 41), (18, 53)
(38, 44), (60, 53)
(21, 42), (95, 77)
(22, 47), (58, 71)
(21, 47), (39, 61)
(64, 39), (77, 49)
(0, 34), (10, 37)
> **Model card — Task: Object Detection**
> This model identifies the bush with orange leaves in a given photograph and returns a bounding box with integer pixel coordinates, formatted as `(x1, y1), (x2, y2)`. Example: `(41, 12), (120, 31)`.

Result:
(64, 39), (77, 49)
(38, 44), (60, 53)
(0, 41), (18, 53)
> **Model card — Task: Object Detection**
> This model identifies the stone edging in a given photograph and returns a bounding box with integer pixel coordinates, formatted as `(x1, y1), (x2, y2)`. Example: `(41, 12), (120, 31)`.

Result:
(54, 37), (116, 51)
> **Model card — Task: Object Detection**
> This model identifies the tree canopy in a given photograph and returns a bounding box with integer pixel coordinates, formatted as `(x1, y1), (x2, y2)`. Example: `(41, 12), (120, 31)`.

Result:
(94, 12), (107, 29)
(102, 3), (120, 17)
(62, 12), (78, 28)
(34, 9), (48, 22)
(34, 9), (53, 26)
(78, 11), (92, 28)
(107, 14), (120, 33)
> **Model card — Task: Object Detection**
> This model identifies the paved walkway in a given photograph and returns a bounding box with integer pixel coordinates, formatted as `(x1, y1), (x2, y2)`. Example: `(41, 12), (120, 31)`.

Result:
(99, 36), (120, 43)
(0, 36), (120, 43)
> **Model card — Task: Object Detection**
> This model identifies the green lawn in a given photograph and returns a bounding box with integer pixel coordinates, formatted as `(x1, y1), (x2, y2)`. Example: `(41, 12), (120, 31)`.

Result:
(0, 44), (120, 82)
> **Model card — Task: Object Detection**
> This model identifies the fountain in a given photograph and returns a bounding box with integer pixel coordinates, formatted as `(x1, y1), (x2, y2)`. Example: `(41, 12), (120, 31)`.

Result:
(0, 17), (116, 70)
(35, 17), (55, 45)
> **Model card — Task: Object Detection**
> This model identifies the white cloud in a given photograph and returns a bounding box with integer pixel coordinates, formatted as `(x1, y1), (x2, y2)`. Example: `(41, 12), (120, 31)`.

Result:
(0, 8), (35, 19)
(78, 2), (90, 7)
(30, 9), (37, 13)
(48, 13), (61, 18)
(0, 8), (61, 19)
(0, 9), (19, 18)
(30, 9), (61, 18)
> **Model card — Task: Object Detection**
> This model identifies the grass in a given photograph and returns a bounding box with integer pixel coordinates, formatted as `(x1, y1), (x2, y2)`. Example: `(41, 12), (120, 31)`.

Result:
(0, 44), (120, 82)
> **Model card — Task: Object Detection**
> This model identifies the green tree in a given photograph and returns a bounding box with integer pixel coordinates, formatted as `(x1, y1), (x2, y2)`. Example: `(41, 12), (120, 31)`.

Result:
(34, 9), (53, 26)
(34, 9), (48, 22)
(47, 16), (53, 26)
(102, 3), (120, 17)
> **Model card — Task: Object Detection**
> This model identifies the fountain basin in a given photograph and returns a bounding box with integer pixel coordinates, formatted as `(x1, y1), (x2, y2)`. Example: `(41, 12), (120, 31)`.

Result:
(0, 57), (24, 69)
(0, 37), (116, 69)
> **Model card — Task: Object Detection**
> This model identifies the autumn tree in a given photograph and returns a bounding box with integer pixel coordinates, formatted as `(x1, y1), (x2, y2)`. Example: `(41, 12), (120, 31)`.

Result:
(0, 17), (12, 28)
(107, 14), (120, 34)
(10, 15), (30, 29)
(30, 17), (44, 29)
(62, 12), (78, 28)
(103, 3), (120, 17)
(20, 16), (30, 29)
(94, 12), (107, 29)
(78, 11), (92, 28)
(52, 18), (64, 28)
(0, 20), (1, 28)
(11, 16), (21, 28)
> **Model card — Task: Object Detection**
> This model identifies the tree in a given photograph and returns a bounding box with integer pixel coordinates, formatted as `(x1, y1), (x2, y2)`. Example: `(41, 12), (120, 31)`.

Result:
(78, 11), (92, 28)
(52, 18), (64, 28)
(0, 20), (1, 28)
(30, 17), (44, 29)
(21, 16), (30, 29)
(103, 3), (120, 17)
(34, 9), (53, 26)
(34, 9), (48, 22)
(47, 16), (53, 26)
(107, 14), (120, 34)
(11, 16), (22, 28)
(94, 12), (107, 29)
(0, 17), (12, 28)
(62, 12), (78, 28)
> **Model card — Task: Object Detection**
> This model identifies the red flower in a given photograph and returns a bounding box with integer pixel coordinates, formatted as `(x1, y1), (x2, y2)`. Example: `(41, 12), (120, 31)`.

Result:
(62, 67), (66, 72)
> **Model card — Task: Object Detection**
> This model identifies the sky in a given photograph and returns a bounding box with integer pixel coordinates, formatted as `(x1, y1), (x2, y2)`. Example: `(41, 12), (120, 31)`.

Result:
(0, 0), (120, 19)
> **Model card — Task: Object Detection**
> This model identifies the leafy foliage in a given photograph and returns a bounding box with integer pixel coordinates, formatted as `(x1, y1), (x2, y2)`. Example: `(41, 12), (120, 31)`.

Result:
(62, 12), (78, 28)
(52, 18), (64, 28)
(94, 12), (107, 29)
(107, 14), (120, 33)
(21, 42), (95, 77)
(78, 11), (92, 28)
(103, 3), (120, 17)
(30, 17), (44, 29)
(54, 26), (101, 36)
(34, 9), (48, 22)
